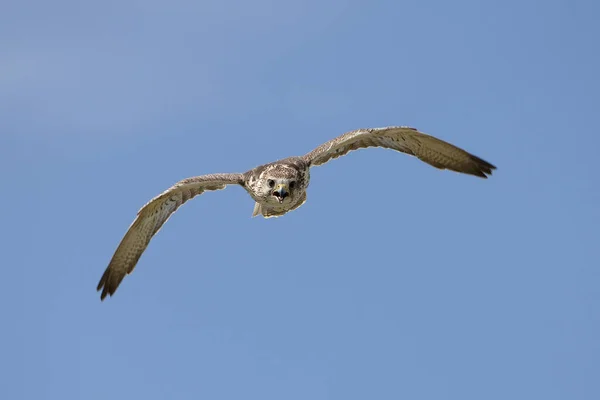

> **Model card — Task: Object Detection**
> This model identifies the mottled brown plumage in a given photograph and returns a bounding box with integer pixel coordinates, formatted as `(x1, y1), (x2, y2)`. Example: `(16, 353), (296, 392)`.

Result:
(303, 127), (495, 177)
(98, 126), (496, 300)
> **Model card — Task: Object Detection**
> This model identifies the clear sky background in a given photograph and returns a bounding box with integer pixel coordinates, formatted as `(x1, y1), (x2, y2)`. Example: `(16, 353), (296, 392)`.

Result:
(2, 1), (598, 399)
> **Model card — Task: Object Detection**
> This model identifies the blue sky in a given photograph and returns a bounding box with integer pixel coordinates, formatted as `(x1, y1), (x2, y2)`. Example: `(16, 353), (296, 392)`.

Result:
(2, 0), (598, 399)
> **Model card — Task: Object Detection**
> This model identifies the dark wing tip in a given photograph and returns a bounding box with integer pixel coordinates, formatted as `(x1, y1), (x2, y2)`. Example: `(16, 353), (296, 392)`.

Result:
(468, 154), (497, 178)
(96, 266), (125, 301)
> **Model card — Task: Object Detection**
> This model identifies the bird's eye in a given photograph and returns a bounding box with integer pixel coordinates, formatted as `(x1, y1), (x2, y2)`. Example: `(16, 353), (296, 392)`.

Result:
(267, 179), (275, 188)
(289, 181), (296, 189)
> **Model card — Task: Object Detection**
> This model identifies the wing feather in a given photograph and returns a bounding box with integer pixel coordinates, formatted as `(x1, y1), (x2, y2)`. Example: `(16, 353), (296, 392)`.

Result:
(97, 173), (244, 300)
(302, 126), (496, 178)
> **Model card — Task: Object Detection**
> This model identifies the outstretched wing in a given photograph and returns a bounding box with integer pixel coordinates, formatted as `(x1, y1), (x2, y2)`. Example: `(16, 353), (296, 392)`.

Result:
(97, 173), (244, 300)
(302, 126), (496, 178)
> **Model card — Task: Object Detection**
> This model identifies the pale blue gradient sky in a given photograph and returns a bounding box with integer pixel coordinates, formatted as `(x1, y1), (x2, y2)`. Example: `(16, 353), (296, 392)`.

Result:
(2, 1), (599, 399)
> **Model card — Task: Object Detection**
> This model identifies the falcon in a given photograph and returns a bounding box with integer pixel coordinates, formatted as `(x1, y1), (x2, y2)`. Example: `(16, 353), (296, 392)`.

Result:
(97, 126), (496, 300)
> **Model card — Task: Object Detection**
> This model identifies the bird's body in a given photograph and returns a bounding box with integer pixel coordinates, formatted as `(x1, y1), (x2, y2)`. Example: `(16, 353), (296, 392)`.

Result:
(97, 126), (497, 300)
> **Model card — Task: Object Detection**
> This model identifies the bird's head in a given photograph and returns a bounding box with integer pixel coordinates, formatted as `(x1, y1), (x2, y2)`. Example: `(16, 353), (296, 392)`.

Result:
(258, 165), (303, 205)
(266, 178), (297, 204)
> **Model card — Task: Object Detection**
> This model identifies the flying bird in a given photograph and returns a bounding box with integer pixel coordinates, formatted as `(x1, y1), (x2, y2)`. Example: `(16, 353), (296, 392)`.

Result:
(97, 126), (496, 300)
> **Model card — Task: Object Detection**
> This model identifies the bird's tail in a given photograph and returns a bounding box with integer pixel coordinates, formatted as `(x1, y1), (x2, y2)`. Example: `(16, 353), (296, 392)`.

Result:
(252, 202), (262, 217)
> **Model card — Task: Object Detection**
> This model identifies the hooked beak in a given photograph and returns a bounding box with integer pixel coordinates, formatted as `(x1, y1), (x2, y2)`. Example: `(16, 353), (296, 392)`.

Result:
(272, 183), (289, 203)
